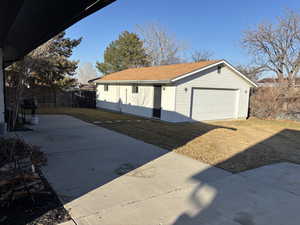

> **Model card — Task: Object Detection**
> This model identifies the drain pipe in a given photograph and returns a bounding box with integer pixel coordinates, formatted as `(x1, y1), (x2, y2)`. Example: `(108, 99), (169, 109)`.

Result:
(0, 48), (7, 135)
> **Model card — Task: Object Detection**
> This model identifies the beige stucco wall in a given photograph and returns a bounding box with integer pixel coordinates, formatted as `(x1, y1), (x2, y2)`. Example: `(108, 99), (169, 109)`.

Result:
(96, 84), (155, 118)
(160, 85), (177, 122)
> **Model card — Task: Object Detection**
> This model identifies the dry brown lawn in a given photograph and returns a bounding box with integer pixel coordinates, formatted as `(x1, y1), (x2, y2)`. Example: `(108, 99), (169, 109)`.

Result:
(38, 107), (300, 173)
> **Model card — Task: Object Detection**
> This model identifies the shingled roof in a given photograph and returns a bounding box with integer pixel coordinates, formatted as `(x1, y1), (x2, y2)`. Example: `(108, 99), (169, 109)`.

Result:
(94, 60), (222, 83)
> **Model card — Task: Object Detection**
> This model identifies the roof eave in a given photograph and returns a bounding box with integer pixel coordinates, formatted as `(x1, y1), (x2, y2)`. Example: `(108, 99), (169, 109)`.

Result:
(170, 60), (258, 87)
(222, 60), (258, 87)
(2, 0), (116, 67)
(95, 80), (171, 84)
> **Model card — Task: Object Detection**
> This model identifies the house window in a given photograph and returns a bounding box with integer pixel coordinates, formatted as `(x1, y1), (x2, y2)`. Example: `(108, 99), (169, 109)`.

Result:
(104, 84), (109, 91)
(132, 85), (139, 93)
(217, 65), (222, 74)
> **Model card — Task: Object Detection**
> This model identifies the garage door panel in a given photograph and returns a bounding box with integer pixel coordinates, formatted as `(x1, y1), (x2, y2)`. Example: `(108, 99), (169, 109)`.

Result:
(191, 88), (238, 121)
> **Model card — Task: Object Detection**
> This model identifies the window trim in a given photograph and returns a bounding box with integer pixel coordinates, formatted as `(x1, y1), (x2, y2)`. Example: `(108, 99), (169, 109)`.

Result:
(104, 84), (109, 91)
(132, 85), (139, 94)
(217, 65), (222, 74)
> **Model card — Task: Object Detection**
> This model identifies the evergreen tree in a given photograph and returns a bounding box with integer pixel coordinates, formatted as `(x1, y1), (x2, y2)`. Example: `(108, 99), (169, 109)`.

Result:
(29, 31), (82, 89)
(6, 31), (81, 121)
(96, 31), (149, 75)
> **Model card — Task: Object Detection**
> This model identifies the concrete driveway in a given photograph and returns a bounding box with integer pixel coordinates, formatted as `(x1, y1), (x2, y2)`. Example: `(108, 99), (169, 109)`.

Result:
(19, 115), (300, 225)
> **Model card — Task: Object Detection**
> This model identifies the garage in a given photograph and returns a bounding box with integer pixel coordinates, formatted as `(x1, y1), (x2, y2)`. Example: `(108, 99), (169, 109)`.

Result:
(191, 88), (239, 121)
(95, 60), (257, 122)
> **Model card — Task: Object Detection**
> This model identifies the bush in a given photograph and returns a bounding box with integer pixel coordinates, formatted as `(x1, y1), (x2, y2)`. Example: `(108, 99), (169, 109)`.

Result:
(250, 87), (284, 119)
(250, 87), (300, 119)
(0, 137), (46, 167)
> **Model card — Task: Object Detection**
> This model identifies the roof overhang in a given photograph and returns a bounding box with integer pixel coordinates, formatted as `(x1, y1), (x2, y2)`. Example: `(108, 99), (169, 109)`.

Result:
(95, 80), (171, 85)
(95, 60), (258, 87)
(0, 0), (116, 67)
(171, 60), (258, 87)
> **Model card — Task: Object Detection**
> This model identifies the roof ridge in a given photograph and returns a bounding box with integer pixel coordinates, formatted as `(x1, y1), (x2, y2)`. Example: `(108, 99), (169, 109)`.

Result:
(103, 60), (222, 73)
(93, 60), (223, 83)
(128, 59), (222, 70)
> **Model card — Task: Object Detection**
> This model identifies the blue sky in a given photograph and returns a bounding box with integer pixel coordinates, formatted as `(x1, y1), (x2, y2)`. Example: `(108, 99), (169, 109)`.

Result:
(66, 0), (300, 68)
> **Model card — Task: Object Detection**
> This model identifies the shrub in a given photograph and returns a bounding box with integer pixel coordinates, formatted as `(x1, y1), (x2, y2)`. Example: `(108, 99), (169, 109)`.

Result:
(250, 87), (300, 119)
(250, 87), (284, 119)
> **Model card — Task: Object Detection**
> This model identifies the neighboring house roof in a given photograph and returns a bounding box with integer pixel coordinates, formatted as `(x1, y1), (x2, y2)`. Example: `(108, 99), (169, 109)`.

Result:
(79, 84), (96, 91)
(93, 60), (257, 87)
(88, 77), (102, 83)
(258, 77), (300, 85)
(257, 78), (277, 83)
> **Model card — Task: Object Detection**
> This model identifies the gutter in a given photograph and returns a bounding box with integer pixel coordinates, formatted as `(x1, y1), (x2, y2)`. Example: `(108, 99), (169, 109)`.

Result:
(95, 80), (172, 85)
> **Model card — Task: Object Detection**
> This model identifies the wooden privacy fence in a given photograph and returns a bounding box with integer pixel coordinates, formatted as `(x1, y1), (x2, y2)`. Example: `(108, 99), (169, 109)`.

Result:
(72, 90), (96, 108)
(6, 87), (96, 108)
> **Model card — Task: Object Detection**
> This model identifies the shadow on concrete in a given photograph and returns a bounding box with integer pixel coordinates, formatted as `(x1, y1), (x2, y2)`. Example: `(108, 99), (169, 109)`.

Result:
(16, 113), (300, 224)
(19, 114), (234, 191)
(14, 113), (236, 224)
(172, 128), (300, 225)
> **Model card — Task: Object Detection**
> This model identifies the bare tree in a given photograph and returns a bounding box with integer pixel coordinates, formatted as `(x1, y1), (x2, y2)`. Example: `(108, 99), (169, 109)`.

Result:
(136, 23), (187, 66)
(77, 63), (98, 84)
(236, 64), (264, 82)
(191, 49), (214, 62)
(242, 10), (300, 87)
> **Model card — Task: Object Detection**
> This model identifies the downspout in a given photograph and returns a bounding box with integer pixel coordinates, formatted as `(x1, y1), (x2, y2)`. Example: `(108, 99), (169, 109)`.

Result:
(0, 48), (7, 134)
(118, 84), (121, 112)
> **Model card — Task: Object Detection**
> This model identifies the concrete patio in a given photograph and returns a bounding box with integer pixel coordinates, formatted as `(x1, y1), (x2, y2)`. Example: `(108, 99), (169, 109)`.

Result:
(18, 115), (300, 225)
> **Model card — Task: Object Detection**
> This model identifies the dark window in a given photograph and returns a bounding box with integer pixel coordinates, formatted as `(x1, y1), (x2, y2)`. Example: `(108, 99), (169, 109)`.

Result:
(104, 84), (109, 91)
(132, 85), (139, 93)
(217, 65), (222, 74)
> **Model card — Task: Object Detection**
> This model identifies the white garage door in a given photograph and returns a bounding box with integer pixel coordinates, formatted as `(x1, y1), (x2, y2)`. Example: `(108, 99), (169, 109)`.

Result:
(191, 88), (238, 121)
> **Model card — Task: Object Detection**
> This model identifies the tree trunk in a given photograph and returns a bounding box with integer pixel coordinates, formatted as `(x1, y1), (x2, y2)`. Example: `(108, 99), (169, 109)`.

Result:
(11, 79), (25, 130)
(287, 72), (296, 89)
(277, 72), (284, 85)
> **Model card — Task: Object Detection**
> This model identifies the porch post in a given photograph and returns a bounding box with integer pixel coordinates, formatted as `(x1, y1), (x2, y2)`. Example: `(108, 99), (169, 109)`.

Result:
(0, 48), (6, 134)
